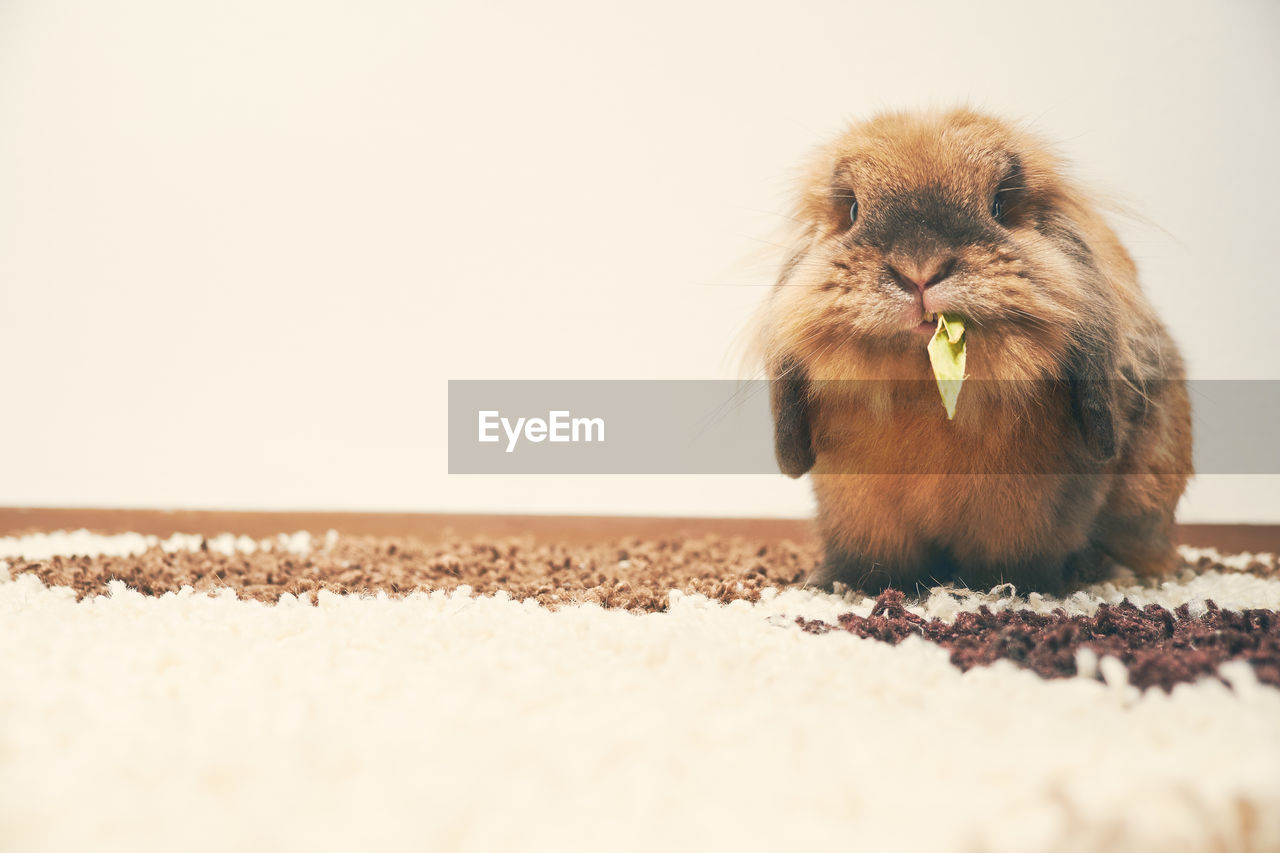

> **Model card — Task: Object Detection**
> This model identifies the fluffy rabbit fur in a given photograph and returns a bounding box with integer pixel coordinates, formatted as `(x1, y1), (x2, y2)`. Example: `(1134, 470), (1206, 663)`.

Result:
(761, 108), (1191, 593)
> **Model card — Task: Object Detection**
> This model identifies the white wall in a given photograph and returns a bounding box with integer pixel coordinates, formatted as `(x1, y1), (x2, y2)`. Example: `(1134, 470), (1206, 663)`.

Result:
(1, 0), (1277, 520)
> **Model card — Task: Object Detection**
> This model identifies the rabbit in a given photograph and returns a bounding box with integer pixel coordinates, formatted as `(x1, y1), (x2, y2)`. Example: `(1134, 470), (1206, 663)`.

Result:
(759, 108), (1192, 594)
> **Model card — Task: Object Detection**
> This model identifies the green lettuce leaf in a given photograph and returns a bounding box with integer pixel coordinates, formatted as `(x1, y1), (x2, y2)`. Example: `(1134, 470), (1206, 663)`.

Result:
(926, 313), (966, 419)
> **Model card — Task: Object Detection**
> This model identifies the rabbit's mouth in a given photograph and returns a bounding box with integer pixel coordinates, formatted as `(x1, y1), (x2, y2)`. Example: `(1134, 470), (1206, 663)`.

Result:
(912, 311), (940, 335)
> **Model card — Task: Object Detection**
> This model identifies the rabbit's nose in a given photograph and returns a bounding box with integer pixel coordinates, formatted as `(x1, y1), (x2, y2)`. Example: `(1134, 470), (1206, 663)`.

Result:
(889, 256), (956, 294)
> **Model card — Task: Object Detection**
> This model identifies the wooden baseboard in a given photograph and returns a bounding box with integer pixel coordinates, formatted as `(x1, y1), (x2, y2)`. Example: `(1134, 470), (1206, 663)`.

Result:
(0, 507), (1276, 553)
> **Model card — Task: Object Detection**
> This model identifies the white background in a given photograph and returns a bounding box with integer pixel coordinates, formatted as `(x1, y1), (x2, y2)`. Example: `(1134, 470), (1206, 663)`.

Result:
(1, 0), (1276, 520)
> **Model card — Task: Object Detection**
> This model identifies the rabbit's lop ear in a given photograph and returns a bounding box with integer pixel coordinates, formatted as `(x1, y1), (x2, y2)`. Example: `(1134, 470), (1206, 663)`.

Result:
(770, 358), (815, 477)
(1066, 341), (1119, 463)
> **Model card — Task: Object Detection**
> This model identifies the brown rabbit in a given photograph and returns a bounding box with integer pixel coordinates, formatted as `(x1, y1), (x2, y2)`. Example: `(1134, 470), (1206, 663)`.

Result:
(761, 108), (1192, 594)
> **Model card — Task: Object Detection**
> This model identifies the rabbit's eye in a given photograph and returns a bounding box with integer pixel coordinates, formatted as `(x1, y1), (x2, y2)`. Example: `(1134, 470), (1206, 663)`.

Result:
(847, 197), (858, 226)
(991, 193), (1006, 221)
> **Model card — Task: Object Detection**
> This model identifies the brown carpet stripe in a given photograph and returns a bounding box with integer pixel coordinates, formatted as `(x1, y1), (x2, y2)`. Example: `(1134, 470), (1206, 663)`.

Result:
(7, 535), (819, 609)
(7, 534), (1278, 690)
(799, 589), (1280, 691)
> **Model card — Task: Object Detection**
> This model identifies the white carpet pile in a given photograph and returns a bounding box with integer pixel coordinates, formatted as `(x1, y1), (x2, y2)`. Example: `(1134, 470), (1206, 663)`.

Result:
(1, 532), (1278, 852)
